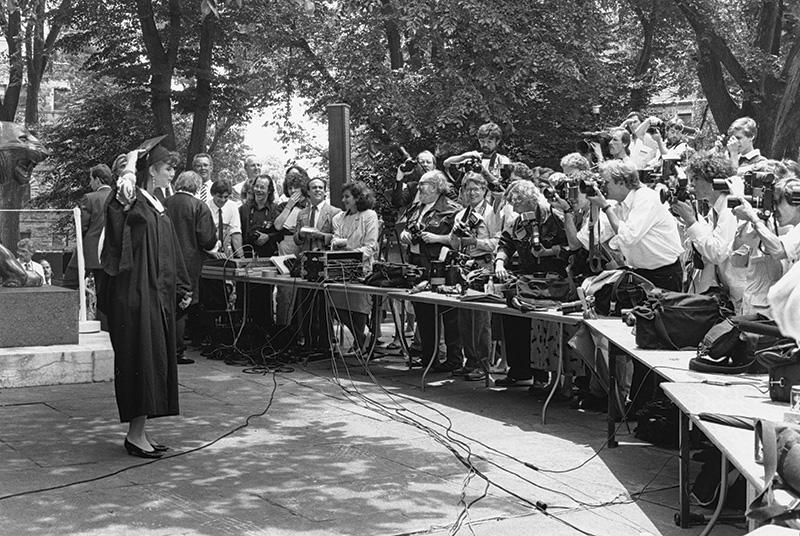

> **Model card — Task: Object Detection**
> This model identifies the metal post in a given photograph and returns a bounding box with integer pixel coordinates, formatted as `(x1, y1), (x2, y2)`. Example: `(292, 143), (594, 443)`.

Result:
(327, 103), (350, 207)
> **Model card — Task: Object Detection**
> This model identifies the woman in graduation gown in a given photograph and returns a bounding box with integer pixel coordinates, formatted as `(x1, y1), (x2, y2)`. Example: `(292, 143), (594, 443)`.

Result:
(101, 143), (191, 458)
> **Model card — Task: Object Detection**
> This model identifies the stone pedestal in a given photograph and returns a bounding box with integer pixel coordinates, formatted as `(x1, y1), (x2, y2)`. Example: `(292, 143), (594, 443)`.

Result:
(0, 286), (78, 347)
(0, 331), (114, 387)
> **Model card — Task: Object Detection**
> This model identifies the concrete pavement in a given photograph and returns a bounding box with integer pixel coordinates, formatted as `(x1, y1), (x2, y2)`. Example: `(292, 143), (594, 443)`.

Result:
(0, 343), (745, 535)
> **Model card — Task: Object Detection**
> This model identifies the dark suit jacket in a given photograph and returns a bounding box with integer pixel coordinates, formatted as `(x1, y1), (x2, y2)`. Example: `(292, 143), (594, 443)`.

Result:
(293, 201), (342, 252)
(80, 185), (113, 269)
(398, 194), (460, 269)
(164, 191), (217, 303)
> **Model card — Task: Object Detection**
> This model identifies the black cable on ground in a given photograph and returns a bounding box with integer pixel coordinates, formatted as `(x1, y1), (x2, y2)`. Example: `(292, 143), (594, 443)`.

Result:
(0, 370), (281, 502)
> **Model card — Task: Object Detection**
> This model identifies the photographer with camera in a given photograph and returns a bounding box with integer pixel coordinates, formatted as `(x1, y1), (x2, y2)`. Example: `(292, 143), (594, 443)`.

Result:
(392, 149), (438, 209)
(719, 117), (766, 173)
(671, 154), (746, 311)
(448, 172), (502, 381)
(398, 170), (463, 371)
(493, 181), (569, 388)
(663, 117), (694, 161)
(588, 160), (684, 290)
(547, 170), (619, 277)
(621, 112), (668, 170)
(730, 161), (800, 315)
(443, 122), (512, 193)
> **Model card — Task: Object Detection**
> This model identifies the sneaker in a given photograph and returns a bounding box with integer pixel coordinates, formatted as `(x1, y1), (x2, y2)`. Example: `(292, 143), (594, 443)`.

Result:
(177, 356), (195, 365)
(451, 366), (474, 377)
(494, 376), (533, 387)
(465, 370), (487, 382)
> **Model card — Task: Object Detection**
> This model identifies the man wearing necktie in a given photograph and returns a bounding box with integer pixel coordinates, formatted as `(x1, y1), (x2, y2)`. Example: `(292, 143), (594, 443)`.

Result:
(672, 153), (746, 312)
(193, 153), (214, 205)
(293, 177), (342, 354)
(207, 179), (242, 257)
(16, 238), (45, 281)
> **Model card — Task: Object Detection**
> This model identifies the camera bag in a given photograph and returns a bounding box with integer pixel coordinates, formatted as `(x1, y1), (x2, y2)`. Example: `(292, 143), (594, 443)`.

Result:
(516, 273), (574, 301)
(747, 419), (800, 527)
(581, 269), (654, 316)
(631, 290), (722, 350)
(756, 344), (800, 403)
(689, 317), (753, 374)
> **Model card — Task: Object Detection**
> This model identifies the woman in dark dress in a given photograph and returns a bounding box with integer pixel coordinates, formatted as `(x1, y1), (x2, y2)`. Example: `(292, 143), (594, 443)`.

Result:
(102, 144), (191, 458)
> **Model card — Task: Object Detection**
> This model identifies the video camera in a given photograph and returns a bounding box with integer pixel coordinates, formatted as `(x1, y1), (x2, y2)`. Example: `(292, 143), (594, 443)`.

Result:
(576, 131), (611, 157)
(726, 171), (775, 218)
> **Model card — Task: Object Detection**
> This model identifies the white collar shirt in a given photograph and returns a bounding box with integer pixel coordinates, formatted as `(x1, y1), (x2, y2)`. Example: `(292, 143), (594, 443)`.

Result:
(779, 223), (800, 267)
(608, 186), (684, 269)
(207, 198), (242, 252)
(453, 201), (500, 257)
(576, 203), (616, 251)
(19, 258), (45, 280)
(308, 200), (328, 229)
(685, 193), (747, 309)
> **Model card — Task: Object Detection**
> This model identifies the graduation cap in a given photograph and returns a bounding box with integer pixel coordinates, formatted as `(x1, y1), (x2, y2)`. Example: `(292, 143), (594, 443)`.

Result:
(136, 135), (171, 167)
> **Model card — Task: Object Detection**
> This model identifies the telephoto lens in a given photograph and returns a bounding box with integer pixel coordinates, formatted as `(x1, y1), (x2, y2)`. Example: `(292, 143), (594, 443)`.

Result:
(711, 178), (730, 192)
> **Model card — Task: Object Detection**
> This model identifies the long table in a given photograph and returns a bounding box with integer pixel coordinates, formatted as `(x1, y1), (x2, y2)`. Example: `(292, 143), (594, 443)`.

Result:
(201, 267), (586, 423)
(200, 268), (405, 362)
(582, 317), (736, 449)
(660, 381), (793, 532)
(387, 289), (584, 424)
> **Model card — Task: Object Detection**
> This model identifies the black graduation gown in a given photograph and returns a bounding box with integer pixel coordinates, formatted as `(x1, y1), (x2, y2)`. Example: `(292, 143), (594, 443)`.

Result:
(102, 188), (191, 423)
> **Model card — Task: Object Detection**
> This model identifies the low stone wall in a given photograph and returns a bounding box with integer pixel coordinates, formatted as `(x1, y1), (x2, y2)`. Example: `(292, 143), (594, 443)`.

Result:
(0, 331), (113, 388)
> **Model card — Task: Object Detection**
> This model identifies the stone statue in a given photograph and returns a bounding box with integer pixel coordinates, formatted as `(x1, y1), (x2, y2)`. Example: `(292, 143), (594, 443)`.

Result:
(0, 242), (42, 287)
(0, 122), (49, 249)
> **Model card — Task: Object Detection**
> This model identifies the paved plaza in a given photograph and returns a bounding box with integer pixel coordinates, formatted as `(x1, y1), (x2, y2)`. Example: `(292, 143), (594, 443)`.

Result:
(0, 340), (744, 535)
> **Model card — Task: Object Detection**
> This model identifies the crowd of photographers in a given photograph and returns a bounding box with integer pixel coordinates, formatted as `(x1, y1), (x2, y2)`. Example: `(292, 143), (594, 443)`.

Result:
(389, 116), (800, 406)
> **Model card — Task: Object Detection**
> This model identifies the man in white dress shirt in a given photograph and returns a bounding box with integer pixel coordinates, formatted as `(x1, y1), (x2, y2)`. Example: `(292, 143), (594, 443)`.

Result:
(207, 179), (242, 257)
(193, 153), (214, 205)
(16, 238), (45, 281)
(672, 154), (746, 311)
(589, 160), (684, 291)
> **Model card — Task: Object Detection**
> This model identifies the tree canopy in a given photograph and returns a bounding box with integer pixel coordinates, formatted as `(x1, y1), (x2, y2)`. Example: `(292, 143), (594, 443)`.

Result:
(22, 0), (800, 210)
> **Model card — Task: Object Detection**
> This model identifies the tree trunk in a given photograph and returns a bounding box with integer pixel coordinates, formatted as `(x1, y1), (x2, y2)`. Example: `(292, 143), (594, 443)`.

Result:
(0, 182), (26, 250)
(1, 9), (23, 122)
(693, 39), (740, 134)
(186, 15), (215, 167)
(24, 0), (45, 126)
(381, 0), (403, 70)
(629, 2), (655, 112)
(24, 0), (73, 126)
(135, 0), (181, 149)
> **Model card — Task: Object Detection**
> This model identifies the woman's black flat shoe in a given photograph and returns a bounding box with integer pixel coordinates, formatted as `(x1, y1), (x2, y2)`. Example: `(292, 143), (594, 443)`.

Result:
(124, 438), (163, 459)
(149, 442), (169, 452)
